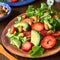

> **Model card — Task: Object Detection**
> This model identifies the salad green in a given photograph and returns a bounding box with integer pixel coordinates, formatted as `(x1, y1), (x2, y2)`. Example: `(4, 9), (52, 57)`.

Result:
(29, 46), (44, 56)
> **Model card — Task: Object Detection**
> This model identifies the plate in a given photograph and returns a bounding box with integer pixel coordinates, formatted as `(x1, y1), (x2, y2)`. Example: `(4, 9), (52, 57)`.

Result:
(4, 0), (35, 6)
(1, 14), (60, 58)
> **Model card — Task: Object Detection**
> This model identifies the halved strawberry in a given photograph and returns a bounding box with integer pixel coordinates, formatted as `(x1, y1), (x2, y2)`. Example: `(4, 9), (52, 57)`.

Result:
(10, 26), (16, 34)
(22, 42), (32, 52)
(32, 22), (44, 32)
(41, 35), (56, 49)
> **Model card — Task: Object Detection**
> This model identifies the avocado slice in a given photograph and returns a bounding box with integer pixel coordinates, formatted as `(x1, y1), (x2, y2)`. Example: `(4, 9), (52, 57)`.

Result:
(31, 30), (41, 46)
(14, 22), (30, 31)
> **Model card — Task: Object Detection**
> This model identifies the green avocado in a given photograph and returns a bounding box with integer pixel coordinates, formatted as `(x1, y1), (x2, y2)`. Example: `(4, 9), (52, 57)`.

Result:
(14, 22), (30, 31)
(31, 30), (41, 46)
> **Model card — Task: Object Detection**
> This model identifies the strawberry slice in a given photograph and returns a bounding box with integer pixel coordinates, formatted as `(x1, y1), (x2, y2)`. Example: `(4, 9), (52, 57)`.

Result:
(41, 35), (56, 49)
(10, 26), (16, 34)
(22, 42), (33, 52)
(32, 22), (44, 32)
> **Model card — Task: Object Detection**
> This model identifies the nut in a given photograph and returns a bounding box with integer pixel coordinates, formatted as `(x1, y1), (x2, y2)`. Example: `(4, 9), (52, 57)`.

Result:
(5, 9), (8, 13)
(28, 22), (32, 25)
(18, 33), (24, 37)
(44, 24), (49, 30)
(18, 26), (23, 32)
(47, 30), (54, 34)
(31, 16), (37, 20)
(21, 13), (26, 19)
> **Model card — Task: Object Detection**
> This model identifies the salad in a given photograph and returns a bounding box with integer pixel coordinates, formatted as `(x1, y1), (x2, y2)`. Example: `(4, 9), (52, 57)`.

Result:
(6, 3), (60, 57)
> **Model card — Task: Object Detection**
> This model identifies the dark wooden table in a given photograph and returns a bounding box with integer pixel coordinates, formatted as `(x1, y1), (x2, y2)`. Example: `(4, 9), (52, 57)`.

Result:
(0, 0), (60, 60)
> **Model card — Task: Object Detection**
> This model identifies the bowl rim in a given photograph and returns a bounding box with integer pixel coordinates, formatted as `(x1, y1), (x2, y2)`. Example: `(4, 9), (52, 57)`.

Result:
(0, 2), (12, 21)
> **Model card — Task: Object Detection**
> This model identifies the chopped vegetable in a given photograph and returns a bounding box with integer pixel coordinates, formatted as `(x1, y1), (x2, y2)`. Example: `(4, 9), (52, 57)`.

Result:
(10, 38), (21, 48)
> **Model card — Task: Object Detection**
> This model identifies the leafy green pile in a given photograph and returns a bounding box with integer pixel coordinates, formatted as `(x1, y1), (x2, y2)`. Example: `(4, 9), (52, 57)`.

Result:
(26, 3), (60, 31)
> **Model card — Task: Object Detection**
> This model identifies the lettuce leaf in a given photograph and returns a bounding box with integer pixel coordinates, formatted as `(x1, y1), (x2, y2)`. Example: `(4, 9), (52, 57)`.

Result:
(29, 46), (44, 57)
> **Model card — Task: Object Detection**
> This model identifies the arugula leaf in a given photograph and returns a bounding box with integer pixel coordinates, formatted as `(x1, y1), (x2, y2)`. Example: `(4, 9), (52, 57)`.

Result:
(26, 5), (35, 17)
(49, 8), (60, 14)
(44, 19), (53, 30)
(41, 3), (48, 9)
(17, 16), (22, 21)
(19, 37), (27, 43)
(15, 16), (22, 24)
(35, 3), (48, 17)
(35, 8), (44, 16)
(49, 18), (60, 31)
(29, 46), (44, 57)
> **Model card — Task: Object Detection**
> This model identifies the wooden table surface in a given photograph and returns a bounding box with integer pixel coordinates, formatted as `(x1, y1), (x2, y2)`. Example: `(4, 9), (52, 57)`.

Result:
(0, 0), (60, 60)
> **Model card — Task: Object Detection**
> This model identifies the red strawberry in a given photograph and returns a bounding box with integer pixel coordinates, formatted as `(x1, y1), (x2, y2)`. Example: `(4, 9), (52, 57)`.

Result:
(22, 42), (32, 52)
(41, 35), (56, 49)
(10, 26), (16, 34)
(32, 22), (44, 32)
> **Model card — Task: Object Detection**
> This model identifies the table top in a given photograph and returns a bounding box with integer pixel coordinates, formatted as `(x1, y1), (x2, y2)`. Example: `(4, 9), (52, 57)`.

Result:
(0, 0), (60, 60)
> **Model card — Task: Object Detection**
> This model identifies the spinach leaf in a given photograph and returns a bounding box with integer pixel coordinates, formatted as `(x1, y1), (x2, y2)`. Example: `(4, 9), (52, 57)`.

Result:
(41, 3), (48, 9)
(29, 46), (44, 57)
